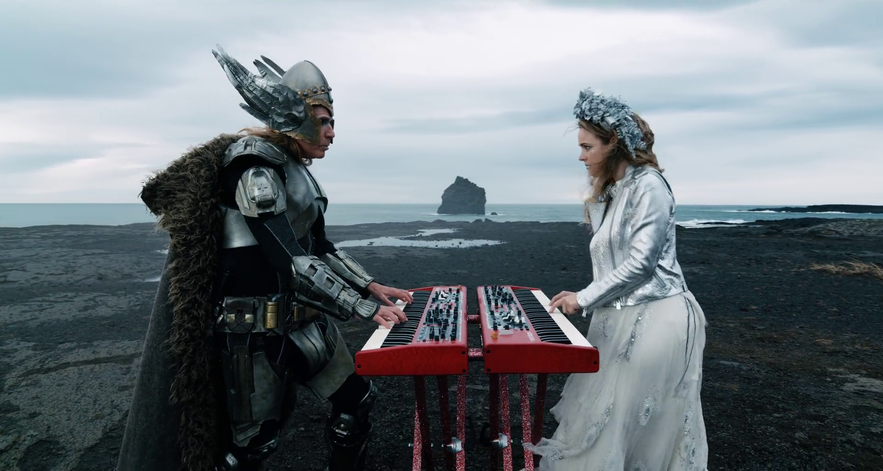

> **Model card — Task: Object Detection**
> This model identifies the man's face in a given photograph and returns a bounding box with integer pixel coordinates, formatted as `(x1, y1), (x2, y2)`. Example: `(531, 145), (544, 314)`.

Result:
(297, 105), (335, 160)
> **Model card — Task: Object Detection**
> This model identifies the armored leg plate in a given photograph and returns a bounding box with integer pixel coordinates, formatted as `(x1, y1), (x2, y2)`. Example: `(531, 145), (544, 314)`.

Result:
(221, 343), (286, 447)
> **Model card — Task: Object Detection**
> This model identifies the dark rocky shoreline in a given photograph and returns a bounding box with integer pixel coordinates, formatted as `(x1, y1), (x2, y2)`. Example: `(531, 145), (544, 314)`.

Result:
(1, 218), (881, 470)
(748, 204), (883, 214)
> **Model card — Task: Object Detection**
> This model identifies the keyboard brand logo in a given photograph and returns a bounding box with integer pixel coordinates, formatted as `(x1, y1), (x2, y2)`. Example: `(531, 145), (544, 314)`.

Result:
(527, 332), (536, 342)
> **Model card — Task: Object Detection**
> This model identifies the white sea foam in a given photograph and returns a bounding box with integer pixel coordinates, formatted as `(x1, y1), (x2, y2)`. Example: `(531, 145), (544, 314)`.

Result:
(336, 237), (503, 249)
(155, 249), (169, 254)
(144, 275), (162, 282)
(677, 219), (749, 229)
(337, 228), (502, 248)
(415, 229), (457, 236)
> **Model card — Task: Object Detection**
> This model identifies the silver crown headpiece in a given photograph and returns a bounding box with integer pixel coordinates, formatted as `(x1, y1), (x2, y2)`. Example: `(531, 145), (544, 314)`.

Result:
(573, 88), (645, 156)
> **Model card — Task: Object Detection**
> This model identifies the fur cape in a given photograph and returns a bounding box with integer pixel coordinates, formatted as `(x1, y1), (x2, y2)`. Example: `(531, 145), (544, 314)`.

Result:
(117, 133), (241, 471)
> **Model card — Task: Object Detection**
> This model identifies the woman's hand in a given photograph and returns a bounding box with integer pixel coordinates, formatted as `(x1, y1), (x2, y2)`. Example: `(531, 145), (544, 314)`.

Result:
(367, 282), (414, 307)
(549, 291), (581, 315)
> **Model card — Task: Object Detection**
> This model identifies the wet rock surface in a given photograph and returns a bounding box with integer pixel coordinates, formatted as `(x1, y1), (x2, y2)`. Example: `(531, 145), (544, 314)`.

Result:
(0, 219), (881, 470)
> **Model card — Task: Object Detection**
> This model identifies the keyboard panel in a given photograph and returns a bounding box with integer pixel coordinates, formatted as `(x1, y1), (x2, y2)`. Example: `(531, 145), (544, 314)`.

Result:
(356, 286), (468, 376)
(478, 285), (599, 374)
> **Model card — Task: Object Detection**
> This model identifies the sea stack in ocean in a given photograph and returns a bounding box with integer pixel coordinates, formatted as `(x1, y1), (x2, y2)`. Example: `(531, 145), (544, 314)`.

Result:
(437, 176), (486, 215)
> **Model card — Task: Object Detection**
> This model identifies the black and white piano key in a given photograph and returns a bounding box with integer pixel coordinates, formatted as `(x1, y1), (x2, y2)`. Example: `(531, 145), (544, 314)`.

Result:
(513, 289), (591, 347)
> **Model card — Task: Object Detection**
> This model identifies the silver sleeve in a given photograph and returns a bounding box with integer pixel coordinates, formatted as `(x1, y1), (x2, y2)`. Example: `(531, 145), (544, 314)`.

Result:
(576, 176), (673, 311)
(319, 250), (375, 290)
(290, 255), (379, 321)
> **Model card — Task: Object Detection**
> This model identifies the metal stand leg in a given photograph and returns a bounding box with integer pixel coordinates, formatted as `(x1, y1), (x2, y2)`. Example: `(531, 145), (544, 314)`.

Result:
(413, 406), (423, 471)
(531, 374), (548, 469)
(456, 374), (467, 471)
(520, 374), (534, 471)
(437, 376), (455, 471)
(413, 375), (434, 471)
(488, 373), (500, 471)
(499, 374), (513, 470)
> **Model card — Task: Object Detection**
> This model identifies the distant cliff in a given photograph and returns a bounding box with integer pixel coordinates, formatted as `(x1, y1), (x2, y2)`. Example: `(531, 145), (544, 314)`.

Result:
(437, 176), (486, 215)
(748, 204), (883, 214)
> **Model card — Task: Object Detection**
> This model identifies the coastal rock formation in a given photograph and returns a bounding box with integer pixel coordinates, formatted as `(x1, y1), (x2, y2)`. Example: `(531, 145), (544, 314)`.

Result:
(749, 204), (883, 214)
(437, 176), (486, 215)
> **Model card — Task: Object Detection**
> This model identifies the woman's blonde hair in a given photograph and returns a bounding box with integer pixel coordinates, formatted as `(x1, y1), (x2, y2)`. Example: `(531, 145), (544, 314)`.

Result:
(239, 126), (312, 166)
(580, 113), (660, 200)
(581, 113), (661, 223)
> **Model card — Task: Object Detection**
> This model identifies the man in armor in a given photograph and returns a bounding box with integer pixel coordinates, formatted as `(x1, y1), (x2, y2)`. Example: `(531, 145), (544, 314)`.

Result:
(117, 46), (411, 471)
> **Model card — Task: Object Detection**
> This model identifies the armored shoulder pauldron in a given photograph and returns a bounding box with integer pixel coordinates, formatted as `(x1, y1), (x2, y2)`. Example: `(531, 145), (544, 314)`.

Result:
(223, 135), (288, 167)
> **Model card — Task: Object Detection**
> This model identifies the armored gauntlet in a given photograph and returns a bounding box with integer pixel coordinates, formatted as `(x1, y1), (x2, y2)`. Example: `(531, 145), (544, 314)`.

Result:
(290, 255), (379, 321)
(319, 250), (374, 291)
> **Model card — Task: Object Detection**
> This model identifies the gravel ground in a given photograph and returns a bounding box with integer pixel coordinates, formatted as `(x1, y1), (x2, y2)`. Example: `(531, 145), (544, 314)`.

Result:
(0, 218), (881, 470)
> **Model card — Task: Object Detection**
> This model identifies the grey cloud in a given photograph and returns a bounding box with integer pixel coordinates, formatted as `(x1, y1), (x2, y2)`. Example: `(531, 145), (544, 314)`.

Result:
(1, 4), (191, 97)
(2, 0), (882, 205)
(629, 80), (883, 132)
(725, 0), (883, 48)
(0, 0), (451, 100)
(0, 1), (327, 99)
(376, 72), (883, 137)
(381, 107), (567, 134)
(0, 146), (99, 173)
(539, 0), (760, 12)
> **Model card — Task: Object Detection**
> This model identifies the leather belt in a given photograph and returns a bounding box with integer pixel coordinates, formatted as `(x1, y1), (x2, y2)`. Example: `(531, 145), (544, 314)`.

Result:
(215, 295), (322, 335)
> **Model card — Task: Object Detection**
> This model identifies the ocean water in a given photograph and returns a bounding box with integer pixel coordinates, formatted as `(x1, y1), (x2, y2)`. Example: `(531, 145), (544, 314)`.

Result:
(1, 203), (882, 228)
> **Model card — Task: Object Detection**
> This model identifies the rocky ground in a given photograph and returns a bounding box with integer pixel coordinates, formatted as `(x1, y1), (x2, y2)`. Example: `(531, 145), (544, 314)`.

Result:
(0, 218), (881, 470)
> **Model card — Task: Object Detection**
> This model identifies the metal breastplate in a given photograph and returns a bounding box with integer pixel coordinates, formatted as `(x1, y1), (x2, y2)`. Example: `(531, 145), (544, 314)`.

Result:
(222, 159), (328, 252)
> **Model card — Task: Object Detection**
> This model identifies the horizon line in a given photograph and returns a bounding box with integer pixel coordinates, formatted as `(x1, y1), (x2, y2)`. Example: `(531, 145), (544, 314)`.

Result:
(0, 202), (880, 207)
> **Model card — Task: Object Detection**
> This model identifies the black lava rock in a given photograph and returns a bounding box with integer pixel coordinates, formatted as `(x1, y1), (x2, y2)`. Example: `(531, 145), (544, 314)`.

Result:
(437, 176), (486, 215)
(748, 204), (883, 214)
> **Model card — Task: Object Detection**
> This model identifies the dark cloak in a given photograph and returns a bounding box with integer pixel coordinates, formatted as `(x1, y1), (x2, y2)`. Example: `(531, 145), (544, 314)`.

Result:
(117, 133), (241, 471)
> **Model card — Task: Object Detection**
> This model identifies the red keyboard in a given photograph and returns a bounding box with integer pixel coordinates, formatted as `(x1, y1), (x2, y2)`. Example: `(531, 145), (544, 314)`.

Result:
(356, 286), (468, 376)
(478, 285), (599, 374)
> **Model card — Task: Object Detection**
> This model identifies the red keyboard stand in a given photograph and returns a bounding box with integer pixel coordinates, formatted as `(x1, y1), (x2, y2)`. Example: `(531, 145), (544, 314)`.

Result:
(466, 314), (548, 471)
(408, 314), (542, 471)
(359, 286), (595, 471)
(410, 374), (467, 471)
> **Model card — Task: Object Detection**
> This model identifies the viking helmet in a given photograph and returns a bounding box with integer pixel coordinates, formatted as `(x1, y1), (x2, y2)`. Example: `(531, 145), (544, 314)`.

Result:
(212, 45), (333, 145)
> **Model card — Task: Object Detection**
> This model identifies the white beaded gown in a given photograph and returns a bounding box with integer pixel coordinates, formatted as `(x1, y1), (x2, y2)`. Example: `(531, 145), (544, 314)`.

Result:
(528, 165), (708, 470)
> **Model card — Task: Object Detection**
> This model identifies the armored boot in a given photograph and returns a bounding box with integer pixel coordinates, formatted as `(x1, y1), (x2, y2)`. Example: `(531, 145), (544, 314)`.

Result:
(215, 421), (280, 471)
(216, 451), (265, 471)
(325, 381), (377, 471)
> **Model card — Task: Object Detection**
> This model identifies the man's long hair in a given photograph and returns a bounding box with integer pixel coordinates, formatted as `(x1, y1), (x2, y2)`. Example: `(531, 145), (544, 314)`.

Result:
(240, 126), (313, 166)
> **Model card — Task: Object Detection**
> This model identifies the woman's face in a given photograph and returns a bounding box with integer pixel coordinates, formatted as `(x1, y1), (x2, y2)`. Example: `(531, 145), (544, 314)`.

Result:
(577, 127), (613, 179)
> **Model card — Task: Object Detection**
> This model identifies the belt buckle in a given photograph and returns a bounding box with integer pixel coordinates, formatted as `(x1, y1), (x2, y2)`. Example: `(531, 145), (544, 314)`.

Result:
(291, 302), (304, 323)
(223, 298), (256, 334)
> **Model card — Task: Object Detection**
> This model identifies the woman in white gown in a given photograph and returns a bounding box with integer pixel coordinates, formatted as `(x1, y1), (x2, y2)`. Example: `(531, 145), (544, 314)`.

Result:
(528, 89), (708, 470)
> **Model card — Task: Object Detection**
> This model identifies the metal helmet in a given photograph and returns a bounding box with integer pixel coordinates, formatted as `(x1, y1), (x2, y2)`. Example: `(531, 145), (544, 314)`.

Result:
(281, 60), (333, 114)
(212, 45), (330, 145)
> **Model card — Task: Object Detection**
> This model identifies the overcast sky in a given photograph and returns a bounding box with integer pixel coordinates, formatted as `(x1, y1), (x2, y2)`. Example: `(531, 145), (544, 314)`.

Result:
(0, 0), (880, 205)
